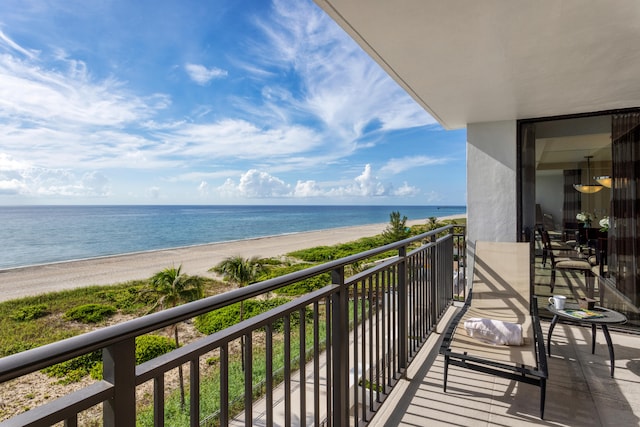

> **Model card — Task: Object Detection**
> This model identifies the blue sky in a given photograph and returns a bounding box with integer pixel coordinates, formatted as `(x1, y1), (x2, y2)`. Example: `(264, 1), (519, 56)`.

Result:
(0, 0), (466, 206)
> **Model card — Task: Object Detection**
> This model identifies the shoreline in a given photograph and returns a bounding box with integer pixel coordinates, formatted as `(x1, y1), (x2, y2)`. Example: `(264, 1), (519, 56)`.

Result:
(0, 215), (465, 303)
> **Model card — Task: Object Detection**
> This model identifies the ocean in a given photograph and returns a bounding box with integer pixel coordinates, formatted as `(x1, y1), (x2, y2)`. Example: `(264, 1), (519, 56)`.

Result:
(0, 205), (465, 269)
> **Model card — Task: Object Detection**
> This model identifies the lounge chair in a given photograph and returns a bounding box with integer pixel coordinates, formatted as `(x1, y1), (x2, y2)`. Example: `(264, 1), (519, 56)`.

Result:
(440, 241), (548, 419)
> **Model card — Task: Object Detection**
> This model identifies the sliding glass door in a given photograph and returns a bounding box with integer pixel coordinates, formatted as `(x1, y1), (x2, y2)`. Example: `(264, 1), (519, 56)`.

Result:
(519, 111), (639, 328)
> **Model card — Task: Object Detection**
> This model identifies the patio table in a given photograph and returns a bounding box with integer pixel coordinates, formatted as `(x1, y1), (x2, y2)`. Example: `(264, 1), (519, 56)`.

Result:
(547, 303), (627, 377)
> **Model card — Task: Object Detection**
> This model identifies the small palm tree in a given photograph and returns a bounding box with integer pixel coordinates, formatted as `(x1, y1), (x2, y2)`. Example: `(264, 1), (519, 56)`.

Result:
(147, 265), (203, 409)
(381, 211), (410, 243)
(212, 256), (264, 370)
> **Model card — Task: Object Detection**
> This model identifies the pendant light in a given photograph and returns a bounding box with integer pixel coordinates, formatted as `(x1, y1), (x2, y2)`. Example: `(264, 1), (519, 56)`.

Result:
(595, 175), (612, 188)
(573, 156), (603, 194)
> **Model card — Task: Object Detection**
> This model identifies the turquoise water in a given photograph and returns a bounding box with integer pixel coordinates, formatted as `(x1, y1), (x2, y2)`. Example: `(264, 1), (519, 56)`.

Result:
(0, 205), (465, 269)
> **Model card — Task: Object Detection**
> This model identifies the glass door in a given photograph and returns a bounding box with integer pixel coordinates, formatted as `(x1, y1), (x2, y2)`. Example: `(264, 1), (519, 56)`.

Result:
(519, 113), (639, 329)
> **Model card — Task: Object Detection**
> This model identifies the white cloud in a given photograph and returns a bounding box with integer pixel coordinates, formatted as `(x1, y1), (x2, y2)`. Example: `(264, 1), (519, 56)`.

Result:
(249, 0), (436, 146)
(81, 171), (111, 196)
(218, 170), (291, 198)
(380, 155), (450, 175)
(351, 164), (388, 196)
(0, 30), (176, 174)
(238, 169), (291, 197)
(0, 178), (25, 194)
(294, 180), (324, 197)
(0, 2), (453, 204)
(148, 186), (160, 199)
(425, 190), (443, 203)
(0, 50), (168, 128)
(161, 119), (322, 160)
(0, 29), (38, 59)
(217, 164), (411, 200)
(0, 152), (28, 170)
(198, 181), (209, 196)
(0, 153), (111, 197)
(393, 182), (421, 197)
(185, 63), (228, 85)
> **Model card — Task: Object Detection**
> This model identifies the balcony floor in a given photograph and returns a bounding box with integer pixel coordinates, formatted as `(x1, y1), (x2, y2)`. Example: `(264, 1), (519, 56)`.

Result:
(371, 306), (640, 426)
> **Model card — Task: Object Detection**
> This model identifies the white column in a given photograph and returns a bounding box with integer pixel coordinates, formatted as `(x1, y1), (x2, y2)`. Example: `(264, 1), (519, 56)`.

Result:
(466, 120), (519, 287)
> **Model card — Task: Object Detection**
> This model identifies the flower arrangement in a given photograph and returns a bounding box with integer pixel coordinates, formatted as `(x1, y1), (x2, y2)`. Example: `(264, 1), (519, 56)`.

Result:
(576, 211), (594, 227)
(599, 216), (609, 232)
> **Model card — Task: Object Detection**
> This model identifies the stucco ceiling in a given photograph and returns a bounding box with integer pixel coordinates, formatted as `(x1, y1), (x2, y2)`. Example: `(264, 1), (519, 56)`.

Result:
(315, 0), (640, 130)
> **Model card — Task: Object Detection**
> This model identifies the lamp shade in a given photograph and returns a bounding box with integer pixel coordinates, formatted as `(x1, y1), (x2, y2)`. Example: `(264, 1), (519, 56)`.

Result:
(573, 184), (603, 193)
(595, 176), (612, 188)
(574, 155), (602, 194)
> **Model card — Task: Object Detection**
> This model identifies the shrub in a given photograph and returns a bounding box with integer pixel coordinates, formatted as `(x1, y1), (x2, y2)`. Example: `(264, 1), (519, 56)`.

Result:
(87, 335), (178, 380)
(64, 304), (116, 323)
(10, 304), (49, 321)
(95, 285), (147, 312)
(42, 350), (102, 384)
(195, 303), (241, 335)
(288, 246), (338, 262)
(195, 297), (306, 335)
(136, 335), (177, 364)
(275, 273), (331, 296)
(287, 236), (387, 263)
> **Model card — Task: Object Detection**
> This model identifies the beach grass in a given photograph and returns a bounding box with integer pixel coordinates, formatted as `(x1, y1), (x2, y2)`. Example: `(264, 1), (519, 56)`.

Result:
(0, 279), (229, 358)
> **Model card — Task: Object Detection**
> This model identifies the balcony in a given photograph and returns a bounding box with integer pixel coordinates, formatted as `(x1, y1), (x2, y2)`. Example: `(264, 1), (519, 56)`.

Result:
(1, 225), (638, 426)
(369, 311), (640, 426)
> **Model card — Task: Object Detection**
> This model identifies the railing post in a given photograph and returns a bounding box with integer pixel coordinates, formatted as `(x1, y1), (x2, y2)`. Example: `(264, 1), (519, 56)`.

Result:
(331, 267), (349, 427)
(429, 234), (438, 330)
(103, 337), (136, 427)
(397, 245), (408, 373)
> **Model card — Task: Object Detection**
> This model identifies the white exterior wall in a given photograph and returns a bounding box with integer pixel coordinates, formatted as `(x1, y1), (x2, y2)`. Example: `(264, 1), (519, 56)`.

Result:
(466, 120), (518, 287)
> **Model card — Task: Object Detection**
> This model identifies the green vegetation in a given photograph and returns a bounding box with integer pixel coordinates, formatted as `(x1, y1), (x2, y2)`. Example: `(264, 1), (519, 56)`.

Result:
(287, 235), (388, 262)
(381, 211), (410, 243)
(211, 256), (265, 321)
(47, 335), (178, 383)
(10, 304), (49, 321)
(0, 212), (465, 424)
(0, 282), (147, 357)
(194, 297), (311, 335)
(0, 214), (464, 359)
(135, 334), (178, 364)
(0, 276), (227, 359)
(42, 350), (102, 384)
(212, 256), (266, 373)
(137, 298), (370, 426)
(64, 303), (117, 323)
(145, 265), (205, 408)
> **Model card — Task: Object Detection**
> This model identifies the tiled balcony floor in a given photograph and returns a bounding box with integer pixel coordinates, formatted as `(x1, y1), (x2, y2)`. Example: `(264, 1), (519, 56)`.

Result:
(370, 306), (640, 427)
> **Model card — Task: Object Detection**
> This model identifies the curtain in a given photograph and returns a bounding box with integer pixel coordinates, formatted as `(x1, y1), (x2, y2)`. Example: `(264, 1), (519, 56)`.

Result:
(562, 169), (582, 228)
(611, 113), (640, 308)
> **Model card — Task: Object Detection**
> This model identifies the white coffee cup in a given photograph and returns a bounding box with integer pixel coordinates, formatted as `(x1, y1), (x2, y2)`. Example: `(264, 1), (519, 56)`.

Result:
(549, 295), (566, 310)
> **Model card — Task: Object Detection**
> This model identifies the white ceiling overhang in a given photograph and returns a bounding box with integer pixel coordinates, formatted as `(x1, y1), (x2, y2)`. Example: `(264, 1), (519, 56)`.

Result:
(314, 0), (640, 130)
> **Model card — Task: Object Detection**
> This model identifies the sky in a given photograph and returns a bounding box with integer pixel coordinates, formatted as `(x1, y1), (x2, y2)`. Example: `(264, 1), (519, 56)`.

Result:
(0, 0), (467, 206)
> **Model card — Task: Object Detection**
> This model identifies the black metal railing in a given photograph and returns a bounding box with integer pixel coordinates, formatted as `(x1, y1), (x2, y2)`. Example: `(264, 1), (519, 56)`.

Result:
(0, 225), (465, 427)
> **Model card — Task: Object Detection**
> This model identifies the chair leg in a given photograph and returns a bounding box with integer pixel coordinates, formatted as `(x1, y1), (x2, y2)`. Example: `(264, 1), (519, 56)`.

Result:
(540, 378), (546, 419)
(585, 270), (595, 299)
(443, 355), (449, 392)
(550, 268), (555, 292)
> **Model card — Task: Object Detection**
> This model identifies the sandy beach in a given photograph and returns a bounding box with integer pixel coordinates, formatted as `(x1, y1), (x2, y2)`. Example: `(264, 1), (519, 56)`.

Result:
(0, 216), (464, 303)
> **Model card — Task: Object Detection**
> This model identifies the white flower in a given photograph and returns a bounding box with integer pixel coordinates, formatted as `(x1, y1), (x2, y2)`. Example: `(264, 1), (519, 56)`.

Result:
(576, 212), (593, 223)
(599, 216), (609, 230)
